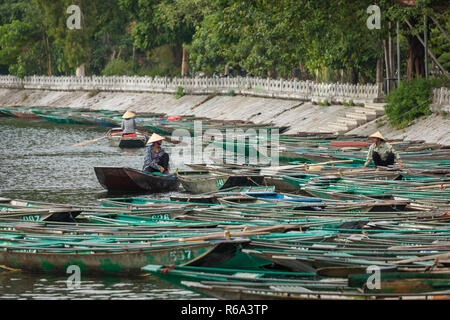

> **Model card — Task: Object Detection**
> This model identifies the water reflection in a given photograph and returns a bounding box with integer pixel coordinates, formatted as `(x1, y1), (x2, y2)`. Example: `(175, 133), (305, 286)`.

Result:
(0, 118), (188, 205)
(0, 272), (203, 300)
(0, 117), (204, 299)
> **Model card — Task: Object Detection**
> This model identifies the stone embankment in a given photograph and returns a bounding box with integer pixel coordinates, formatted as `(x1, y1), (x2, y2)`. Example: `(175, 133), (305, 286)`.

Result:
(0, 76), (448, 144)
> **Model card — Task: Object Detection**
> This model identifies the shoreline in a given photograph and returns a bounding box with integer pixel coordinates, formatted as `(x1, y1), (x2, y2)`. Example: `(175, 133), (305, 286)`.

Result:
(1, 88), (449, 145)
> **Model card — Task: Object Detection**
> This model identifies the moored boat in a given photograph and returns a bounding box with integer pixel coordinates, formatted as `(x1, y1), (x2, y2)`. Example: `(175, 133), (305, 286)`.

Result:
(0, 238), (248, 275)
(94, 167), (180, 193)
(107, 128), (148, 148)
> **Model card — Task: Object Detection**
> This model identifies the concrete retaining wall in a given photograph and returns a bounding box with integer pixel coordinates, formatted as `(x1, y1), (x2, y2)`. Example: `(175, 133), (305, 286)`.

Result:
(0, 75), (379, 104)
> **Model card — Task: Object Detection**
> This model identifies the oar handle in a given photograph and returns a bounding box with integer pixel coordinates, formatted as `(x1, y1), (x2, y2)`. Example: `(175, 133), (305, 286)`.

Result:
(73, 135), (107, 147)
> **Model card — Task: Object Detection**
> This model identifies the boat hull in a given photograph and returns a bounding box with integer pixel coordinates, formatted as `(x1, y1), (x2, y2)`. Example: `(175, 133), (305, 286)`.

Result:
(0, 241), (244, 275)
(107, 128), (148, 148)
(94, 167), (179, 193)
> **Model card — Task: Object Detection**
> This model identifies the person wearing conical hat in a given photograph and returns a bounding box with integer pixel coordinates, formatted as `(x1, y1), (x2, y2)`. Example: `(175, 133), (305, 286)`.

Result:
(363, 131), (403, 167)
(142, 133), (170, 174)
(121, 110), (137, 137)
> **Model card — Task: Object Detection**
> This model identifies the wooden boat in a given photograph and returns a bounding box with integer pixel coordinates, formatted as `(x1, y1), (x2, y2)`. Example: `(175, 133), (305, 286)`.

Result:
(94, 167), (180, 193)
(263, 176), (300, 192)
(37, 113), (86, 125)
(142, 264), (322, 289)
(0, 199), (82, 222)
(99, 197), (216, 209)
(177, 171), (265, 194)
(0, 106), (16, 117)
(107, 128), (148, 148)
(143, 265), (450, 296)
(169, 195), (219, 204)
(181, 280), (450, 300)
(169, 186), (277, 204)
(0, 206), (81, 222)
(10, 109), (41, 119)
(348, 272), (450, 293)
(0, 238), (248, 275)
(95, 116), (120, 127)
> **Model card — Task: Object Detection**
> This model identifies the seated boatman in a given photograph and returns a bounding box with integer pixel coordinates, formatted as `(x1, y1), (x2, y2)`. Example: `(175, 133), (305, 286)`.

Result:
(121, 110), (137, 137)
(142, 133), (170, 174)
(363, 131), (404, 168)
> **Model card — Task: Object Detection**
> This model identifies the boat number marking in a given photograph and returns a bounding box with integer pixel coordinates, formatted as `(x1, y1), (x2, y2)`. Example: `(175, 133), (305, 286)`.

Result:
(169, 249), (193, 263)
(22, 215), (41, 221)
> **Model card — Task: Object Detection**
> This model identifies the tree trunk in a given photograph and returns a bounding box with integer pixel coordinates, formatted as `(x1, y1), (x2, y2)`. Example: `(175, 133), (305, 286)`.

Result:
(388, 23), (394, 81)
(384, 40), (394, 93)
(173, 43), (183, 68)
(376, 55), (384, 100)
(76, 63), (86, 77)
(132, 46), (136, 72)
(350, 67), (358, 84)
(406, 35), (425, 80)
(181, 45), (188, 77)
(268, 62), (277, 79)
(299, 62), (309, 80)
(45, 34), (52, 76)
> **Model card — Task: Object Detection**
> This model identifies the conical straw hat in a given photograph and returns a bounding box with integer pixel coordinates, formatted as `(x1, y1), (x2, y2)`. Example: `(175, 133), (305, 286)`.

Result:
(369, 131), (386, 141)
(147, 133), (165, 144)
(122, 110), (136, 119)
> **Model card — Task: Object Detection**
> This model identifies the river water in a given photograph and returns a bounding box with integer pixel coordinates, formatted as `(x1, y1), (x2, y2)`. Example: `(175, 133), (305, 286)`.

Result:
(0, 117), (204, 300)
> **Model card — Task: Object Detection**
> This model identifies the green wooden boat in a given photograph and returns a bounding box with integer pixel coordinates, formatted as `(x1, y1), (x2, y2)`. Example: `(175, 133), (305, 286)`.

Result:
(37, 113), (86, 125)
(177, 171), (265, 194)
(349, 272), (450, 293)
(0, 238), (248, 275)
(181, 280), (450, 300)
(142, 264), (327, 289)
(107, 128), (148, 148)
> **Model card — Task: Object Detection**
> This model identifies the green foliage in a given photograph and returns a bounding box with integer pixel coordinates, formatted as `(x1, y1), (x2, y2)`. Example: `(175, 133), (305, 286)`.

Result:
(343, 100), (355, 107)
(175, 86), (184, 99)
(318, 99), (330, 106)
(88, 89), (100, 97)
(376, 118), (386, 128)
(101, 58), (132, 76)
(0, 1), (52, 77)
(385, 77), (444, 129)
(0, 0), (448, 80)
(440, 110), (449, 119)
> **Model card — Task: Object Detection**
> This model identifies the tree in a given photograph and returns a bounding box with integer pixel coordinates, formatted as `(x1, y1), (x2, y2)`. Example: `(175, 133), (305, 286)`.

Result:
(0, 1), (53, 76)
(34, 0), (98, 74)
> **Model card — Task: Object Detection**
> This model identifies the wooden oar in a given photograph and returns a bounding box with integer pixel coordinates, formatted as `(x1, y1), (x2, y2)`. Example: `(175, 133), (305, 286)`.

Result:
(260, 160), (354, 175)
(73, 135), (108, 147)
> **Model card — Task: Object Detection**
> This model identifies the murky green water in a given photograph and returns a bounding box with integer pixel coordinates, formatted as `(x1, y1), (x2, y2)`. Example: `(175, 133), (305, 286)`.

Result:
(0, 117), (204, 300)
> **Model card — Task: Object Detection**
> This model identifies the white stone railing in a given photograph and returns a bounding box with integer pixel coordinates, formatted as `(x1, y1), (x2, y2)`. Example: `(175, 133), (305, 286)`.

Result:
(0, 75), (379, 102)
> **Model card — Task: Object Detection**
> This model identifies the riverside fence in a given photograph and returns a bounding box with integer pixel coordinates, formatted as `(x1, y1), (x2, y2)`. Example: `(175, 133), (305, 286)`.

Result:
(0, 75), (381, 103)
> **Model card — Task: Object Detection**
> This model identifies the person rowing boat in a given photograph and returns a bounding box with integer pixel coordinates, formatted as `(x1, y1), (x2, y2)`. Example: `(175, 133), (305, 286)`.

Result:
(142, 133), (170, 174)
(363, 131), (404, 168)
(121, 110), (137, 137)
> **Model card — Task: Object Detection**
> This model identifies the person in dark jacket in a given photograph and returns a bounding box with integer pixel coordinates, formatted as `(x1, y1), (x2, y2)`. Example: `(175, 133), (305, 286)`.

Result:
(121, 110), (137, 136)
(142, 133), (170, 174)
